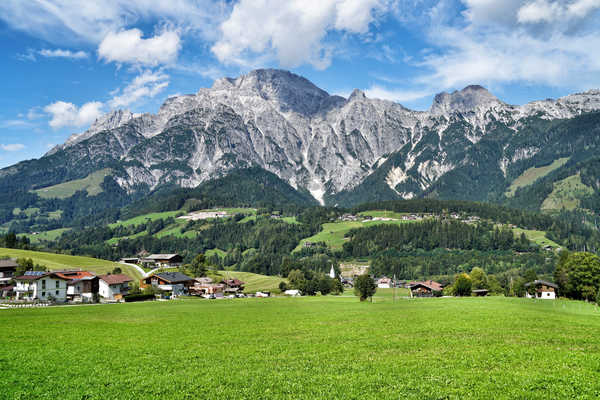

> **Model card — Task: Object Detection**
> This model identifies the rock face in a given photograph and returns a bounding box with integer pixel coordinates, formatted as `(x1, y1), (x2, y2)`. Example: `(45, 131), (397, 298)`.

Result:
(14, 69), (600, 204)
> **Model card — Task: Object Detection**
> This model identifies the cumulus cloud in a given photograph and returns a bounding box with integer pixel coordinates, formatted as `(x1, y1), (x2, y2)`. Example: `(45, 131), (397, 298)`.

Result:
(109, 70), (170, 108)
(365, 85), (434, 102)
(0, 144), (25, 151)
(98, 29), (181, 66)
(517, 0), (600, 23)
(39, 48), (89, 59)
(44, 101), (104, 129)
(212, 0), (389, 68)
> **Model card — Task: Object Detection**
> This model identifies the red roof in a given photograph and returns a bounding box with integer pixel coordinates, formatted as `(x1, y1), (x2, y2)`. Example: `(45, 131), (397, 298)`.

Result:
(99, 274), (133, 284)
(54, 271), (95, 280)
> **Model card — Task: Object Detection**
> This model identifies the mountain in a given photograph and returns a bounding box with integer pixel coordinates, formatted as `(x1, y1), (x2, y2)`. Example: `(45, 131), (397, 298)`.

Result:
(2, 69), (600, 225)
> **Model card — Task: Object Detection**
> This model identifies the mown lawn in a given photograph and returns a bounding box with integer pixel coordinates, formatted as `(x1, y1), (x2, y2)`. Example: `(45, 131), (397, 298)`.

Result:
(0, 248), (142, 279)
(2, 296), (599, 399)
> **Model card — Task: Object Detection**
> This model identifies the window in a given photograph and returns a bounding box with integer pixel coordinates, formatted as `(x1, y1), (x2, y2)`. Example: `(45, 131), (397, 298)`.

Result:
(42, 280), (46, 289)
(56, 281), (60, 288)
(55, 290), (59, 295)
(42, 292), (46, 297)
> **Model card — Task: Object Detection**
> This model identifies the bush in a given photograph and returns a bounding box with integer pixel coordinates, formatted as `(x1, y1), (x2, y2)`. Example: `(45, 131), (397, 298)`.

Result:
(354, 274), (376, 301)
(453, 273), (472, 297)
(279, 281), (288, 291)
(124, 294), (156, 302)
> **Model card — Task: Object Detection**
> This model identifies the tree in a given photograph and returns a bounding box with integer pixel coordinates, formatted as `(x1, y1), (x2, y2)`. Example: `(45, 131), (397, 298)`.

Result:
(189, 254), (208, 277)
(278, 281), (288, 291)
(470, 267), (488, 290)
(554, 252), (600, 301)
(318, 276), (332, 296)
(453, 273), (472, 296)
(354, 273), (376, 301)
(287, 269), (305, 289)
(300, 277), (319, 296)
(331, 278), (344, 295)
(112, 267), (122, 274)
(523, 268), (538, 283)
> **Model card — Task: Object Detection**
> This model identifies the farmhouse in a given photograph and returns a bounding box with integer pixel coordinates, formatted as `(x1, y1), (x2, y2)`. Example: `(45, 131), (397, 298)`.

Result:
(0, 259), (18, 296)
(525, 280), (558, 299)
(221, 278), (245, 294)
(141, 272), (195, 296)
(140, 254), (183, 268)
(377, 277), (392, 289)
(409, 280), (443, 297)
(98, 274), (133, 301)
(14, 271), (69, 302)
(54, 271), (99, 302)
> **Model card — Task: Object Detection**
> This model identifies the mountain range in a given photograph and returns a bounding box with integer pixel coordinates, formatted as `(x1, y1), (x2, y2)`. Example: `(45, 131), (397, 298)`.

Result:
(3, 68), (600, 216)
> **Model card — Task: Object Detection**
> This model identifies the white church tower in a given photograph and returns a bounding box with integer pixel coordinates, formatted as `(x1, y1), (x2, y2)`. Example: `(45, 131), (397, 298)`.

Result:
(329, 265), (336, 279)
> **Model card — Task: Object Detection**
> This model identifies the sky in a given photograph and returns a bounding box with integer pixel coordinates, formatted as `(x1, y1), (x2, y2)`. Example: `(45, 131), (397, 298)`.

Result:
(1, 0), (600, 168)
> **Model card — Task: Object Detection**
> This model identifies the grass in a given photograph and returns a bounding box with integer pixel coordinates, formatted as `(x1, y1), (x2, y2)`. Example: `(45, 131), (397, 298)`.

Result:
(108, 211), (181, 228)
(215, 270), (286, 293)
(295, 218), (412, 251)
(33, 168), (112, 199)
(541, 173), (594, 211)
(513, 228), (561, 248)
(0, 248), (142, 279)
(506, 157), (569, 197)
(2, 296), (600, 399)
(21, 228), (71, 244)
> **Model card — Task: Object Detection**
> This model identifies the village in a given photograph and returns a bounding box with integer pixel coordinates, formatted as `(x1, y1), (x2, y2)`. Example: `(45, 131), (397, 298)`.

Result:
(0, 253), (560, 307)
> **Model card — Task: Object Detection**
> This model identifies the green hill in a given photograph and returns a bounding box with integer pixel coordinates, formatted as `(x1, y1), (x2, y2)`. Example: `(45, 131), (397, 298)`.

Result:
(0, 248), (142, 279)
(33, 168), (113, 199)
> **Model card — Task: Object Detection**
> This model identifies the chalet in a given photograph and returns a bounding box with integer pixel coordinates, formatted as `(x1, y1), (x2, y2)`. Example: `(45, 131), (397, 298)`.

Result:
(98, 274), (133, 301)
(377, 277), (392, 289)
(221, 278), (245, 293)
(141, 272), (195, 296)
(14, 271), (69, 302)
(190, 277), (223, 296)
(0, 259), (18, 286)
(525, 280), (558, 299)
(54, 271), (99, 302)
(409, 280), (443, 297)
(472, 289), (489, 297)
(119, 257), (140, 264)
(140, 254), (183, 268)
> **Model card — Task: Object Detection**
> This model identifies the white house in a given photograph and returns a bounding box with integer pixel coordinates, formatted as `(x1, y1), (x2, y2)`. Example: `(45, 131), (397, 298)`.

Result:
(525, 280), (558, 299)
(284, 289), (301, 297)
(14, 271), (69, 302)
(377, 277), (392, 289)
(98, 274), (133, 301)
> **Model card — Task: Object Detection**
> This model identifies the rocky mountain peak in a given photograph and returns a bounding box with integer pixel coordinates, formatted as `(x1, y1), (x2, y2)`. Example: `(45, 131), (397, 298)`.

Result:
(430, 85), (503, 115)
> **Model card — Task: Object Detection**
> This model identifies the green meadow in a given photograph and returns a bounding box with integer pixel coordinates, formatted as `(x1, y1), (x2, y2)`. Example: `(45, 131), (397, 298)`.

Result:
(33, 168), (113, 199)
(2, 296), (599, 399)
(0, 248), (142, 279)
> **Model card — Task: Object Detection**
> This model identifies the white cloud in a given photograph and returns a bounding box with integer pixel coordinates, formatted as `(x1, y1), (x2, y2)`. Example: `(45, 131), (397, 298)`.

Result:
(0, 0), (223, 44)
(365, 85), (432, 102)
(1, 144), (25, 151)
(109, 70), (170, 108)
(98, 29), (181, 66)
(39, 48), (89, 59)
(517, 0), (600, 23)
(212, 0), (389, 69)
(44, 101), (104, 129)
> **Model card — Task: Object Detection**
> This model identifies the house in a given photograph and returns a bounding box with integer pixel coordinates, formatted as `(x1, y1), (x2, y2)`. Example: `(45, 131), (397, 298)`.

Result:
(119, 257), (140, 264)
(221, 278), (245, 293)
(525, 280), (558, 299)
(14, 271), (70, 302)
(377, 277), (392, 289)
(0, 259), (18, 285)
(53, 271), (99, 302)
(140, 254), (183, 268)
(98, 274), (133, 301)
(472, 289), (489, 296)
(409, 280), (443, 297)
(190, 277), (223, 296)
(141, 272), (195, 296)
(284, 289), (301, 296)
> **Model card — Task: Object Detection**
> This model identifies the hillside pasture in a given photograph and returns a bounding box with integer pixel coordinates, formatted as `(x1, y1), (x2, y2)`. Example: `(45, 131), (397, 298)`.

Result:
(33, 168), (112, 199)
(506, 157), (569, 197)
(2, 296), (599, 399)
(0, 248), (142, 279)
(541, 173), (594, 211)
(512, 228), (561, 249)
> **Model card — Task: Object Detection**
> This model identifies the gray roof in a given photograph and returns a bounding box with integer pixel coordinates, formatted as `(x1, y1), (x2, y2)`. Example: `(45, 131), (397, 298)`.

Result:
(0, 259), (18, 268)
(147, 254), (181, 260)
(524, 280), (558, 289)
(154, 272), (194, 283)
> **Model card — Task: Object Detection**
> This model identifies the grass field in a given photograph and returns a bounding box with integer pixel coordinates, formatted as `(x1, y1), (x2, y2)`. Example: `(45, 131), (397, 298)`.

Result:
(0, 248), (142, 279)
(541, 173), (594, 211)
(506, 157), (569, 197)
(295, 216), (412, 251)
(108, 211), (182, 228)
(513, 228), (561, 248)
(2, 296), (599, 399)
(214, 270), (286, 293)
(33, 168), (113, 199)
(21, 228), (71, 244)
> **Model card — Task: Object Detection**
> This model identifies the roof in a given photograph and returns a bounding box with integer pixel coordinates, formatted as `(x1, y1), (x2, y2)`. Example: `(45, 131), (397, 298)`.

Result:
(0, 259), (18, 268)
(524, 280), (558, 289)
(152, 272), (194, 283)
(146, 254), (181, 260)
(53, 270), (95, 280)
(221, 278), (245, 287)
(15, 271), (49, 280)
(99, 274), (133, 285)
(409, 280), (443, 291)
(472, 289), (489, 293)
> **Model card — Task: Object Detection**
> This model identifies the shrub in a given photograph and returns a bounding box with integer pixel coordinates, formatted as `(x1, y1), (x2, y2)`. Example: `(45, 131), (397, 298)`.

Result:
(453, 273), (472, 297)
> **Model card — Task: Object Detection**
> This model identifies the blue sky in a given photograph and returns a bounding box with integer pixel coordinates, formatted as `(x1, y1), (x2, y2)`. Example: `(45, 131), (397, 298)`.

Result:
(1, 0), (600, 168)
